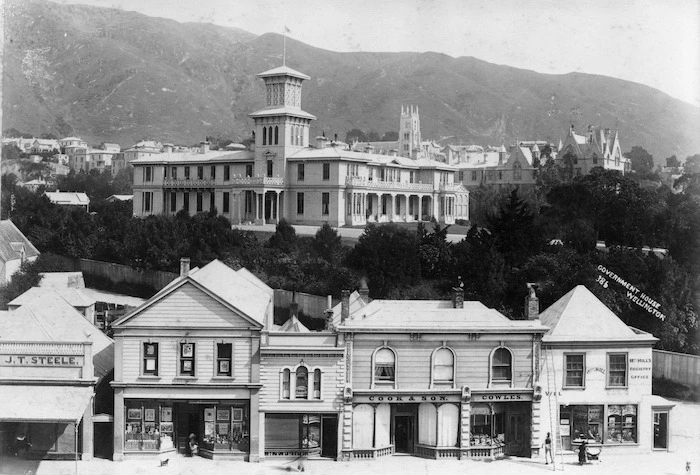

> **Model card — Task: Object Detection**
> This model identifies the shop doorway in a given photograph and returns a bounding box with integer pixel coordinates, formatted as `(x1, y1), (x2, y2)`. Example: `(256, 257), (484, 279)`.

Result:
(321, 416), (338, 458)
(394, 415), (414, 453)
(653, 411), (668, 450)
(175, 405), (201, 455)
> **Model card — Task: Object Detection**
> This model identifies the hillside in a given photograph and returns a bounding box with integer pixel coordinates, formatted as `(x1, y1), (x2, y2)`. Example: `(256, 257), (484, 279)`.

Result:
(3, 0), (699, 162)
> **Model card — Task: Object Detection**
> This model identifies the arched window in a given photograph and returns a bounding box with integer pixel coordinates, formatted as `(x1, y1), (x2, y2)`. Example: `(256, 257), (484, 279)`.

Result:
(274, 126), (279, 145)
(296, 366), (308, 399)
(268, 126), (273, 146)
(282, 368), (291, 399)
(432, 347), (455, 385)
(513, 161), (522, 180)
(262, 126), (267, 146)
(373, 348), (396, 385)
(313, 368), (321, 399)
(491, 347), (513, 384)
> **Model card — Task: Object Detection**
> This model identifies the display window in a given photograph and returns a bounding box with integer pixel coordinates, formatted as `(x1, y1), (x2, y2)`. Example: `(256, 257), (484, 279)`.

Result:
(124, 403), (169, 451)
(607, 404), (637, 443)
(201, 404), (250, 452)
(266, 413), (325, 453)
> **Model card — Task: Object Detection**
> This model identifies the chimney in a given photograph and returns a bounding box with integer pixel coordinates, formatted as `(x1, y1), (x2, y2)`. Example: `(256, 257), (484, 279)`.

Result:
(341, 289), (350, 324)
(359, 278), (370, 302)
(200, 141), (210, 153)
(180, 257), (190, 277)
(316, 136), (328, 149)
(526, 283), (539, 320)
(570, 124), (575, 135)
(324, 295), (334, 331)
(452, 277), (464, 309)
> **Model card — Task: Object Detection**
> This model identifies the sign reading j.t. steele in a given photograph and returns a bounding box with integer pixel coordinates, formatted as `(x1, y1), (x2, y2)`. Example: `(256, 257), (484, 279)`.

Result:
(1, 355), (84, 367)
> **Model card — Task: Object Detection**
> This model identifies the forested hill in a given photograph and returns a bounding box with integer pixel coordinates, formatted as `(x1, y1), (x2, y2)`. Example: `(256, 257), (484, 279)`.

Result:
(4, 0), (700, 162)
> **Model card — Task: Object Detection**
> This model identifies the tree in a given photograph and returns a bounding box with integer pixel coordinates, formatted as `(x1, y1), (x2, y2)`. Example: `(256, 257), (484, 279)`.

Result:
(344, 129), (367, 143)
(665, 155), (681, 168)
(452, 226), (507, 308)
(346, 223), (421, 298)
(312, 223), (342, 263)
(685, 154), (700, 174)
(382, 131), (399, 141)
(40, 132), (58, 140)
(267, 219), (298, 254)
(625, 146), (655, 175)
(367, 131), (381, 142)
(2, 144), (22, 161)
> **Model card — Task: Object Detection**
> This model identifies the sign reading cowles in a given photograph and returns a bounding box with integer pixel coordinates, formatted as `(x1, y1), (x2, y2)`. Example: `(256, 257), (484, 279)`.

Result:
(596, 265), (667, 321)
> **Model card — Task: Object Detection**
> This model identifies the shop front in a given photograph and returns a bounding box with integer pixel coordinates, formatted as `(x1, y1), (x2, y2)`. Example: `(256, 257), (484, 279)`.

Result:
(121, 398), (251, 460)
(349, 391), (465, 460)
(264, 413), (338, 458)
(559, 403), (639, 450)
(470, 391), (533, 458)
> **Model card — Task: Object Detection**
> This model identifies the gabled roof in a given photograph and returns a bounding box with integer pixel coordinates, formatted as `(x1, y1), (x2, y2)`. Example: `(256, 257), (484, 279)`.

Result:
(44, 192), (90, 206)
(106, 194), (133, 202)
(277, 315), (310, 333)
(0, 293), (114, 379)
(540, 285), (657, 344)
(10, 287), (95, 308)
(0, 220), (40, 262)
(114, 260), (270, 328)
(257, 65), (310, 80)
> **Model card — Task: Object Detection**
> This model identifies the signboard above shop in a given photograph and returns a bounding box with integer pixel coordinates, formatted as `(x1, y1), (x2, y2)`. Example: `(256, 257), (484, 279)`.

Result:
(1, 355), (84, 367)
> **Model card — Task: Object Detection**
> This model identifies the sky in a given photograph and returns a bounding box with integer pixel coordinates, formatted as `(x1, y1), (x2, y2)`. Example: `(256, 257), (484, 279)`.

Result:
(56, 0), (700, 106)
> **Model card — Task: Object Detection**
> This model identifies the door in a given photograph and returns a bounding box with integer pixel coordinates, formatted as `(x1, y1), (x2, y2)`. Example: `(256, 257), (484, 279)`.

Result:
(321, 416), (338, 458)
(394, 416), (413, 453)
(653, 411), (668, 449)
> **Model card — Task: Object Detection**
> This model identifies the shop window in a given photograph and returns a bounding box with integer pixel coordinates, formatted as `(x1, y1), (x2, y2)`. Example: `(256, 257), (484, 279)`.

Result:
(296, 366), (308, 399)
(437, 403), (459, 447)
(607, 404), (637, 444)
(179, 342), (195, 377)
(491, 347), (512, 383)
(216, 343), (232, 377)
(352, 404), (374, 449)
(571, 405), (603, 442)
(201, 404), (250, 452)
(418, 402), (437, 445)
(143, 342), (158, 376)
(432, 347), (455, 386)
(265, 413), (321, 451)
(470, 403), (504, 446)
(373, 347), (396, 386)
(565, 353), (585, 387)
(607, 353), (628, 387)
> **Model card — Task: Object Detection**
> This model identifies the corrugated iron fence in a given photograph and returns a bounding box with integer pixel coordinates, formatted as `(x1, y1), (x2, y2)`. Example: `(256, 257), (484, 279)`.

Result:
(53, 255), (178, 291)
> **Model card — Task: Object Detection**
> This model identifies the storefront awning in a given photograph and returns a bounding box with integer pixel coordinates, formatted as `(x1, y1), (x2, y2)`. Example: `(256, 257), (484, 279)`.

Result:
(0, 385), (92, 423)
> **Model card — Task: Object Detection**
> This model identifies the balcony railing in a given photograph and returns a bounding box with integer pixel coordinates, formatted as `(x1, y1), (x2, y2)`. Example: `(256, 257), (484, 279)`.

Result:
(438, 183), (468, 193)
(345, 177), (433, 192)
(163, 179), (215, 188)
(229, 176), (285, 186)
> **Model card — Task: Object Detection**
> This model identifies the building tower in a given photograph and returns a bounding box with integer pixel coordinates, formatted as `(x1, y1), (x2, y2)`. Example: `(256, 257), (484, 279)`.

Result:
(398, 105), (422, 159)
(249, 66), (317, 178)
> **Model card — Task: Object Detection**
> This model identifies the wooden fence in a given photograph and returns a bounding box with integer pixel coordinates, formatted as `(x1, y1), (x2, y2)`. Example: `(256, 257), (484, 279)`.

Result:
(653, 349), (700, 387)
(53, 256), (178, 291)
(273, 289), (336, 320)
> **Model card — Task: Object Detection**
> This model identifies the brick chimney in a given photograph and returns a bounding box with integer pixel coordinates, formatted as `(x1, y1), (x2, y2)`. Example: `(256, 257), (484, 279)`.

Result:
(180, 257), (190, 277)
(526, 283), (539, 320)
(316, 135), (329, 149)
(200, 141), (210, 154)
(452, 277), (464, 309)
(341, 289), (350, 324)
(359, 278), (370, 303)
(324, 295), (334, 331)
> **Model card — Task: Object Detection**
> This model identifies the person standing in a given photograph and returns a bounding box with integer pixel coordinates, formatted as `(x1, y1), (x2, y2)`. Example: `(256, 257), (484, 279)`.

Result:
(543, 432), (553, 464)
(578, 439), (587, 465)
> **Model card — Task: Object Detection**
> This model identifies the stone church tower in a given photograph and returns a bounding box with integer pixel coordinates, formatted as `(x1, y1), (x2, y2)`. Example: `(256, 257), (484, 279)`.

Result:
(398, 105), (422, 159)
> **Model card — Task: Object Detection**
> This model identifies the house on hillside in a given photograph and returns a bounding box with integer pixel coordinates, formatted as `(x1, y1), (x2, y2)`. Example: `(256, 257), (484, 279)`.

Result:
(537, 285), (674, 454)
(0, 220), (40, 285)
(44, 191), (90, 212)
(557, 125), (630, 176)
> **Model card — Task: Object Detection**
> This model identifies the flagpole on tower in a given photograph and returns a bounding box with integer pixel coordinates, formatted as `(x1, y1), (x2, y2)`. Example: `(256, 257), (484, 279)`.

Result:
(283, 26), (290, 66)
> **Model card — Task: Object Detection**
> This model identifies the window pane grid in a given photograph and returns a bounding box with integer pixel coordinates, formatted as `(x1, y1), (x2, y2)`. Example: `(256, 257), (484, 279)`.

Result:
(566, 354), (584, 386)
